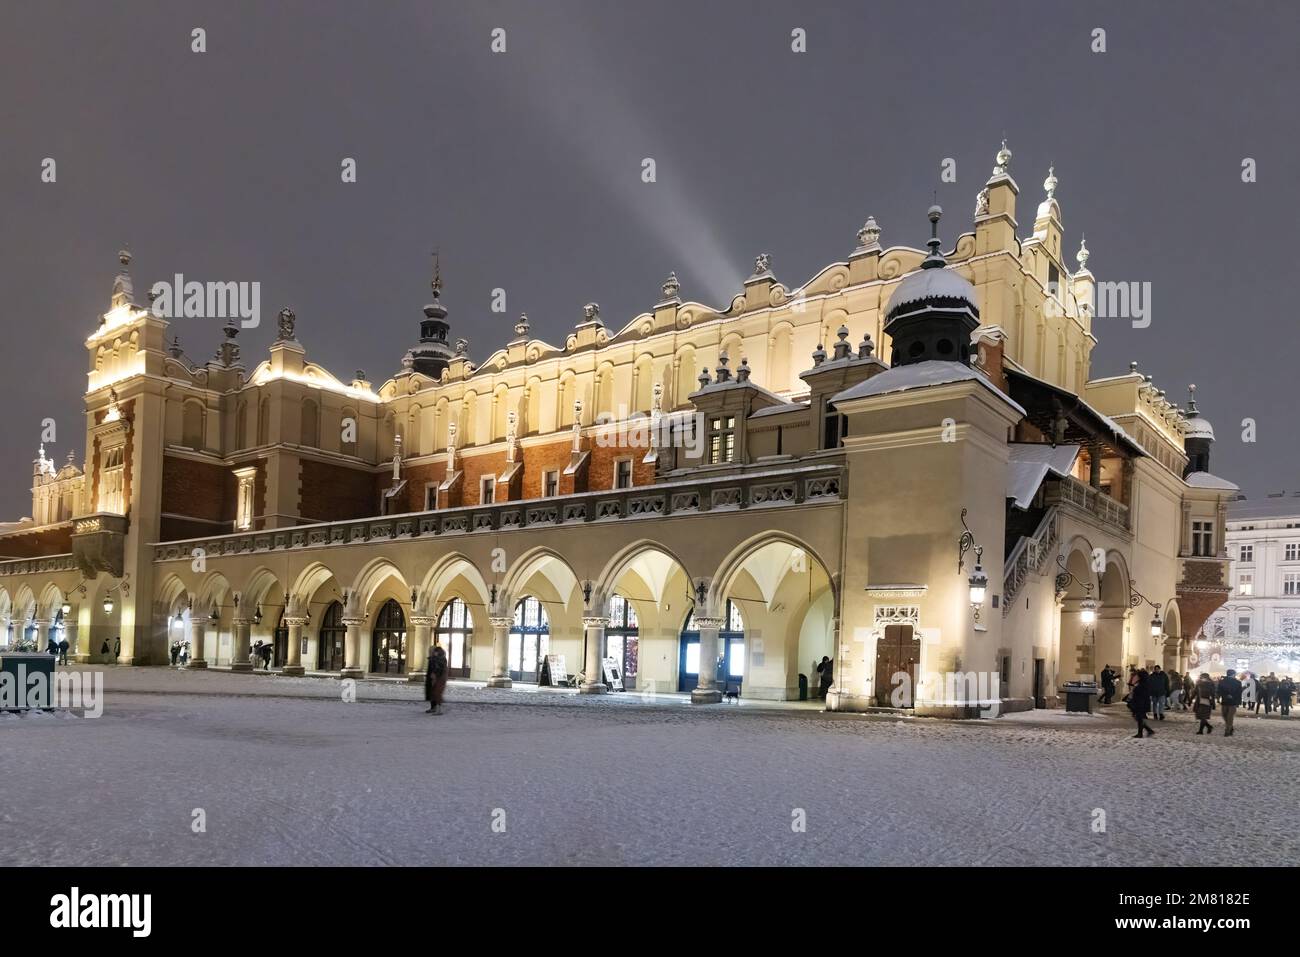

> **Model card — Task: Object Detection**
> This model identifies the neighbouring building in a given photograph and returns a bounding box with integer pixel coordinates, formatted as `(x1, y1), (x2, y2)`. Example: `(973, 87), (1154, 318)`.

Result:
(1191, 494), (1300, 677)
(0, 144), (1239, 714)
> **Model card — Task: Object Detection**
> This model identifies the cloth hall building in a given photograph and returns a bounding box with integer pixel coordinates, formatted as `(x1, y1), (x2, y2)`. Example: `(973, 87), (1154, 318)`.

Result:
(0, 146), (1238, 714)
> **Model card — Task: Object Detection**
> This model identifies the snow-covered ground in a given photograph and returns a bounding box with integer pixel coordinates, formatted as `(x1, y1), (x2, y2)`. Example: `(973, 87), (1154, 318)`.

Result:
(3, 666), (1297, 866)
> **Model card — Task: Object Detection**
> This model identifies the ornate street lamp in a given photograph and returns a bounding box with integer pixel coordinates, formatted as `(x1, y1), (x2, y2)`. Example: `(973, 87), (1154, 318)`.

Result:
(1055, 554), (1097, 625)
(1128, 580), (1164, 643)
(958, 509), (988, 620)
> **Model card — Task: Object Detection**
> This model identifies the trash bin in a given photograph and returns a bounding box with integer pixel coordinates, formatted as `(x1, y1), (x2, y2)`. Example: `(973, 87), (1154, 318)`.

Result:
(798, 673), (808, 701)
(1062, 681), (1099, 713)
(0, 651), (56, 710)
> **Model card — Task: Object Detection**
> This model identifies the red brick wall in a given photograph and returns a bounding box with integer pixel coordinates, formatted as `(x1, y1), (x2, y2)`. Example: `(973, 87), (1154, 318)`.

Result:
(460, 451), (508, 505)
(161, 455), (234, 527)
(300, 459), (377, 523)
(589, 437), (655, 491)
(0, 525), (74, 558)
(521, 438), (575, 499)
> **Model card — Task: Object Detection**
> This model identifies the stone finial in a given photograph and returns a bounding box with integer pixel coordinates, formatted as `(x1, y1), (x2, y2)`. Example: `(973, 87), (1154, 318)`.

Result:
(401, 350), (415, 371)
(752, 253), (772, 276)
(859, 333), (875, 359)
(1128, 361), (1138, 375)
(715, 352), (732, 383)
(168, 336), (183, 359)
(118, 248), (132, 268)
(276, 307), (296, 342)
(975, 187), (990, 217)
(514, 313), (530, 338)
(582, 302), (602, 325)
(355, 369), (366, 382)
(110, 247), (135, 307)
(454, 338), (469, 356)
(737, 358), (751, 383)
(661, 271), (680, 300)
(1043, 165), (1058, 200)
(992, 139), (1012, 177)
(855, 216), (881, 250)
(832, 324), (852, 361)
(651, 381), (663, 413)
(1076, 234), (1090, 271)
(697, 367), (712, 389)
(1187, 383), (1199, 414)
(811, 343), (827, 367)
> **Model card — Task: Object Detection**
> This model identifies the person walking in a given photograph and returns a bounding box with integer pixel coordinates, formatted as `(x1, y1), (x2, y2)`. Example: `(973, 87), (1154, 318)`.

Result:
(425, 641), (448, 715)
(1166, 668), (1182, 711)
(816, 656), (834, 699)
(170, 642), (180, 666)
(57, 638), (69, 665)
(1241, 671), (1257, 712)
(1128, 669), (1156, 738)
(1263, 673), (1279, 715)
(1217, 669), (1243, 737)
(1192, 672), (1217, 735)
(1182, 672), (1194, 710)
(1099, 664), (1117, 705)
(112, 636), (121, 659)
(1149, 666), (1168, 720)
(1278, 675), (1294, 717)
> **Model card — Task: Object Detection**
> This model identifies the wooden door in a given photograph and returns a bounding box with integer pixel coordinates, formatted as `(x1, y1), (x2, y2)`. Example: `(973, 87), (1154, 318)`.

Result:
(874, 624), (920, 707)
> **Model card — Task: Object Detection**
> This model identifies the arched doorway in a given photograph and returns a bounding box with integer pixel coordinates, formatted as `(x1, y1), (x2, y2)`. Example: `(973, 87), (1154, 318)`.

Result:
(678, 600), (745, 693)
(272, 609), (289, 667)
(605, 593), (639, 690)
(318, 600), (346, 671)
(371, 599), (407, 674)
(435, 598), (473, 679)
(508, 596), (549, 683)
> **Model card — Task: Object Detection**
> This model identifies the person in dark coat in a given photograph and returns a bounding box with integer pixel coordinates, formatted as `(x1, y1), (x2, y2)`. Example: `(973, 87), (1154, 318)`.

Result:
(100, 638), (110, 657)
(425, 641), (448, 715)
(112, 636), (121, 659)
(1099, 665), (1117, 704)
(57, 638), (69, 665)
(45, 636), (59, 657)
(1181, 672), (1195, 710)
(259, 642), (273, 670)
(816, 656), (833, 699)
(1149, 666), (1168, 720)
(1128, 669), (1156, 738)
(1217, 669), (1243, 737)
(1192, 673), (1216, 734)
(1278, 676), (1294, 716)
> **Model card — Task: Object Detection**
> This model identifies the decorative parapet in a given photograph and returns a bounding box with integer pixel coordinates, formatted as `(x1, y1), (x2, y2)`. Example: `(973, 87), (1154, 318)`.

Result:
(1044, 475), (1130, 532)
(0, 552), (79, 579)
(153, 464), (847, 563)
(71, 512), (129, 579)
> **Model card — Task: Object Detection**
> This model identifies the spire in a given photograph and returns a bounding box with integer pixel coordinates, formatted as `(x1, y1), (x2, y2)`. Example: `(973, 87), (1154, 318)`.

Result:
(514, 313), (530, 338)
(990, 139), (1012, 179)
(854, 216), (882, 252)
(1186, 383), (1199, 416)
(1043, 165), (1058, 200)
(1076, 234), (1091, 271)
(922, 204), (946, 269)
(660, 271), (680, 301)
(110, 247), (135, 309)
(408, 249), (454, 378)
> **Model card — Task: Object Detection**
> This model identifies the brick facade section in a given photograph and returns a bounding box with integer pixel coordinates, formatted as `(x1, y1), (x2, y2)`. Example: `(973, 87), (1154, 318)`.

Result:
(161, 455), (234, 529)
(300, 459), (381, 524)
(0, 525), (74, 558)
(589, 437), (656, 491)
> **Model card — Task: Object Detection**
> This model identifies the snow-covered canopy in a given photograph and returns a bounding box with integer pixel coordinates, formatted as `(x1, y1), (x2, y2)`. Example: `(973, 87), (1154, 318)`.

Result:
(885, 266), (977, 318)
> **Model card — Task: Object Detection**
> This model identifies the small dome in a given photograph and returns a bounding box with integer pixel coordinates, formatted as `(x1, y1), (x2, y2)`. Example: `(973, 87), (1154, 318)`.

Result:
(1183, 415), (1214, 441)
(886, 266), (978, 319)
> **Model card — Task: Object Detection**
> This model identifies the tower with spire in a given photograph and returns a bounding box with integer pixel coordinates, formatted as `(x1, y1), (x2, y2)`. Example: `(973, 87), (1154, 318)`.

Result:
(403, 252), (456, 379)
(1181, 384), (1216, 477)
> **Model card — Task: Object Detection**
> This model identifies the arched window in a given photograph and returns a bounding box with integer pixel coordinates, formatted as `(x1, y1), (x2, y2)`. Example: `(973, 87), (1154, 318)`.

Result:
(461, 393), (477, 446)
(508, 596), (550, 683)
(182, 401), (205, 449)
(371, 598), (406, 674)
(408, 405), (423, 455)
(300, 398), (319, 449)
(257, 398), (271, 446)
(492, 388), (509, 441)
(317, 600), (345, 671)
(605, 594), (639, 690)
(678, 599), (745, 693)
(235, 400), (248, 449)
(436, 598), (473, 678)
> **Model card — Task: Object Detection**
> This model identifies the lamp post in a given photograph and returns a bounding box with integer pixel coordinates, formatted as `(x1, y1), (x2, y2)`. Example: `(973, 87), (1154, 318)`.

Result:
(958, 508), (989, 623)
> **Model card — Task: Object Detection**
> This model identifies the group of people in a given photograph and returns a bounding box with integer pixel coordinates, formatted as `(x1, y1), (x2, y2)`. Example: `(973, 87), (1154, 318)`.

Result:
(249, 639), (275, 671)
(168, 641), (191, 667)
(43, 636), (70, 664)
(1099, 662), (1295, 739)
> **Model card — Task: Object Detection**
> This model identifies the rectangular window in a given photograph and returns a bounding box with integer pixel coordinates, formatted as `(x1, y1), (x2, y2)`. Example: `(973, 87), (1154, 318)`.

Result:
(1191, 520), (1213, 557)
(1286, 543), (1300, 561)
(708, 416), (736, 464)
(614, 458), (633, 490)
(1238, 614), (1252, 636)
(480, 476), (495, 505)
(234, 466), (257, 531)
(1238, 574), (1253, 596)
(425, 484), (438, 511)
(543, 470), (559, 498)
(1285, 573), (1300, 597)
(1239, 544), (1254, 563)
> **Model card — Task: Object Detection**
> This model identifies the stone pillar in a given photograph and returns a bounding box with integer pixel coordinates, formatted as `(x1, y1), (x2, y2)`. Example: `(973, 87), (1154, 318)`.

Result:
(341, 617), (365, 679)
(487, 616), (513, 688)
(1088, 441), (1102, 489)
(580, 616), (609, 694)
(282, 616), (307, 675)
(231, 619), (253, 672)
(691, 616), (724, 704)
(188, 615), (208, 669)
(408, 616), (433, 682)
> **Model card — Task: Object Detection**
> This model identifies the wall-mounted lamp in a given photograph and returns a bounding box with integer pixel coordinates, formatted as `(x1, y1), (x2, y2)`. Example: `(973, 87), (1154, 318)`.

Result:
(1128, 581), (1164, 642)
(1055, 555), (1097, 626)
(958, 509), (988, 619)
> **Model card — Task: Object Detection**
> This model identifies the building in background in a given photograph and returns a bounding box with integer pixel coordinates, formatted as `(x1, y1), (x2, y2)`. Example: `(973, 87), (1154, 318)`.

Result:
(0, 145), (1241, 713)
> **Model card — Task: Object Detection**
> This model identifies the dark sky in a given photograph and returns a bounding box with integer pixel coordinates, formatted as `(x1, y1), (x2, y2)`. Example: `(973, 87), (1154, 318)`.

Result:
(2, 0), (1296, 520)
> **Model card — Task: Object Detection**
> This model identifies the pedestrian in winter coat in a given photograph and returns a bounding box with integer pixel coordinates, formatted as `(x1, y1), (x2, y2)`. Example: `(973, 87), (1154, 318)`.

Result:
(1192, 673), (1217, 734)
(425, 642), (448, 715)
(1182, 673), (1195, 710)
(57, 639), (69, 665)
(170, 642), (181, 666)
(1100, 665), (1117, 704)
(100, 639), (110, 657)
(112, 636), (121, 659)
(1149, 666), (1168, 720)
(1128, 669), (1156, 738)
(1241, 672), (1257, 711)
(1279, 677), (1294, 716)
(1217, 669), (1243, 737)
(1263, 673), (1279, 714)
(1166, 669), (1182, 710)
(816, 656), (834, 698)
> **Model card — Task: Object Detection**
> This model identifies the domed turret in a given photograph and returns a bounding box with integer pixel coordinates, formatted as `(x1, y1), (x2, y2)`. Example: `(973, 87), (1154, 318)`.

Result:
(883, 205), (980, 367)
(403, 253), (456, 379)
(1182, 384), (1215, 476)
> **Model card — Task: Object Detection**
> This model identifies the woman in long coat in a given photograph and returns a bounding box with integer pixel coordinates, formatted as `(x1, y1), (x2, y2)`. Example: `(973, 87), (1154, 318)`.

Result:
(424, 641), (448, 715)
(1128, 669), (1155, 738)
(1192, 673), (1217, 734)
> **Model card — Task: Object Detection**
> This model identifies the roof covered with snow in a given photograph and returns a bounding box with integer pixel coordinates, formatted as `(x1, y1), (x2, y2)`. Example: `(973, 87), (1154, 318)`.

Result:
(1182, 416), (1215, 440)
(886, 266), (978, 317)
(1227, 495), (1300, 521)
(1006, 443), (1081, 509)
(831, 360), (1025, 414)
(1184, 471), (1238, 491)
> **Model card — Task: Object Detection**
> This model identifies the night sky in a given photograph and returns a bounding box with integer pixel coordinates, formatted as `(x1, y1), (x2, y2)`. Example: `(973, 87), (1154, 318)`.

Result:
(2, 0), (1295, 520)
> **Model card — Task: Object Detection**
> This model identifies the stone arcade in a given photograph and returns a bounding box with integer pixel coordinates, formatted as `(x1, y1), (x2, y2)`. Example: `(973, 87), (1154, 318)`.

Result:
(0, 145), (1237, 715)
